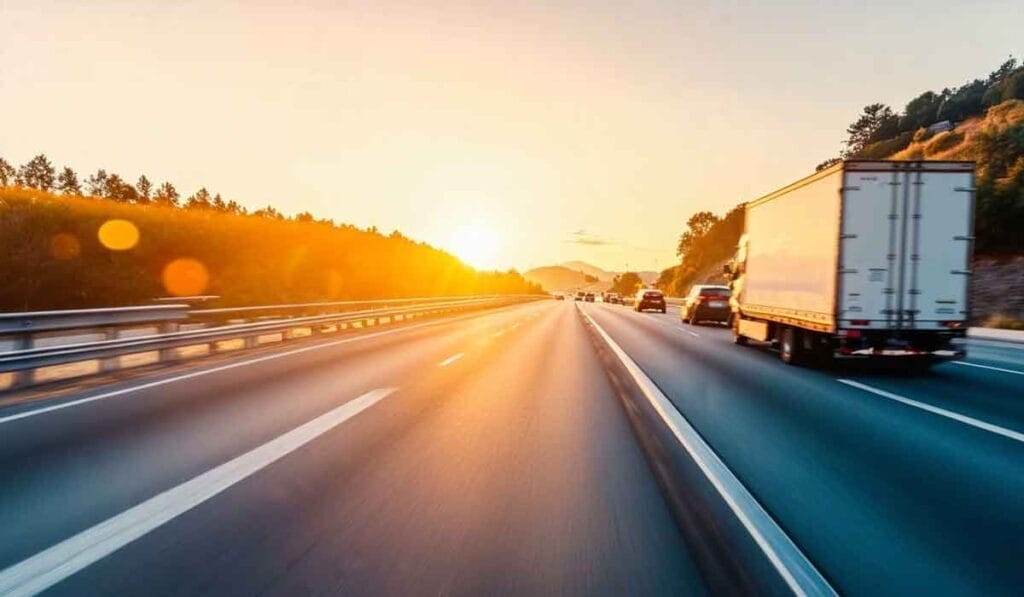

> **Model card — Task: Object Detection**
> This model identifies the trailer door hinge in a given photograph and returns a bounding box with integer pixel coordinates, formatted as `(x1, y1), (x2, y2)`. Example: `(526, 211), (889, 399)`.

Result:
(951, 269), (973, 275)
(953, 235), (974, 241)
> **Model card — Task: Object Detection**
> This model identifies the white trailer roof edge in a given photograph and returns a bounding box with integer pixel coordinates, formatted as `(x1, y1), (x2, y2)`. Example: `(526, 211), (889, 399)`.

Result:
(746, 160), (975, 210)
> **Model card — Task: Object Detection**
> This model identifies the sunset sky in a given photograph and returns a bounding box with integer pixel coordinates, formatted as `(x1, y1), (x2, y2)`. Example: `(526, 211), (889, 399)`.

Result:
(2, 0), (1020, 272)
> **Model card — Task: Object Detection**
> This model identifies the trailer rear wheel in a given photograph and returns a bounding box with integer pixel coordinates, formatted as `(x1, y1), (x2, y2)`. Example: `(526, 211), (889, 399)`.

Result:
(780, 326), (803, 365)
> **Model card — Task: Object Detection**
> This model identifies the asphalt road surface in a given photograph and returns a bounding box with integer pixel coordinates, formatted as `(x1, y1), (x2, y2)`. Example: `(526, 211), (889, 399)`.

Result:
(582, 301), (1024, 596)
(0, 301), (704, 596)
(2, 299), (1023, 595)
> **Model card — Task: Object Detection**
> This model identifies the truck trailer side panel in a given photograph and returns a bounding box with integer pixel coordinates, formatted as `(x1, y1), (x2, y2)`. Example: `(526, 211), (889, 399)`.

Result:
(743, 169), (842, 330)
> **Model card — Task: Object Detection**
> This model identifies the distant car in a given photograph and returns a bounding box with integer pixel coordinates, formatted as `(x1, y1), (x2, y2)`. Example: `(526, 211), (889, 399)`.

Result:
(634, 289), (666, 313)
(606, 292), (621, 304)
(554, 293), (565, 301)
(575, 292), (585, 301)
(585, 292), (595, 302)
(682, 285), (731, 325)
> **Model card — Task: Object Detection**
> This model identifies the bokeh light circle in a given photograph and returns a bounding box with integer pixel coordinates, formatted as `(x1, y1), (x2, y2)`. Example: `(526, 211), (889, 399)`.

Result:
(97, 219), (139, 251)
(162, 258), (210, 296)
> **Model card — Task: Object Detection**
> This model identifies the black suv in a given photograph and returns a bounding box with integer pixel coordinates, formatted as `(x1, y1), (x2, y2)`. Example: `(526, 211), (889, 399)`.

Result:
(682, 285), (731, 325)
(634, 289), (666, 313)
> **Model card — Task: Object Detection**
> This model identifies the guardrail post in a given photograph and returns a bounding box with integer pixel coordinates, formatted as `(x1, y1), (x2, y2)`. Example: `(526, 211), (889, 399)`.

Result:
(98, 327), (120, 373)
(158, 323), (179, 362)
(10, 333), (35, 389)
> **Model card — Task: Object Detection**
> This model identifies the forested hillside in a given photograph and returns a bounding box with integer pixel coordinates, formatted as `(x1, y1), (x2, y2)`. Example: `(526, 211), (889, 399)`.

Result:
(0, 157), (539, 310)
(658, 56), (1024, 312)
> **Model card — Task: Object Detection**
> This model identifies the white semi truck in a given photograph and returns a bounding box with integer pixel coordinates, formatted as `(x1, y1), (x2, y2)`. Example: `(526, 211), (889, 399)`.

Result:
(727, 160), (975, 365)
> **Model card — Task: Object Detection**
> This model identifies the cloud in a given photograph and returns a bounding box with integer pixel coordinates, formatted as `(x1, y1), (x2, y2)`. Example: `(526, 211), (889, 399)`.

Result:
(565, 229), (616, 246)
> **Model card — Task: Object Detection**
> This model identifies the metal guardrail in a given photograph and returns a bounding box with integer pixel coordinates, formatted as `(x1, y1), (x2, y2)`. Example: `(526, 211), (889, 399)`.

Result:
(0, 295), (545, 389)
(0, 305), (189, 334)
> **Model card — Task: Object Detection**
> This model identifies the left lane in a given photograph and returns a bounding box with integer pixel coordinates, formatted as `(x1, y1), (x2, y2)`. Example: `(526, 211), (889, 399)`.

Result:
(0, 300), (705, 595)
(0, 302), (546, 574)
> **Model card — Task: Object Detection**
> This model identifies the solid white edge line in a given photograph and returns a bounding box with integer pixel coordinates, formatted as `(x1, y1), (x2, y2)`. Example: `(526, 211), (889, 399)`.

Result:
(438, 353), (464, 367)
(952, 361), (1024, 376)
(0, 305), (518, 426)
(578, 305), (835, 597)
(836, 379), (1024, 444)
(0, 387), (394, 597)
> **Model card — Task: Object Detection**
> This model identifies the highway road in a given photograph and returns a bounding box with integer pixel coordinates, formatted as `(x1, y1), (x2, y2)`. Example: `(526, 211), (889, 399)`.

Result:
(1, 299), (1023, 595)
(582, 301), (1024, 595)
(0, 301), (704, 596)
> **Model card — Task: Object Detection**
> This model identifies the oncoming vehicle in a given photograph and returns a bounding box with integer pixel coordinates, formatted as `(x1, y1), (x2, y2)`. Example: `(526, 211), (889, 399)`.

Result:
(605, 292), (621, 304)
(634, 289), (666, 313)
(682, 285), (731, 325)
(575, 291), (585, 301)
(585, 292), (596, 302)
(554, 293), (565, 301)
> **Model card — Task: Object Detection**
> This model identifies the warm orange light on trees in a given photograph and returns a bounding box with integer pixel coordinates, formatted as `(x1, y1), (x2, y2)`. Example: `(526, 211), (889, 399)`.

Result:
(50, 233), (81, 260)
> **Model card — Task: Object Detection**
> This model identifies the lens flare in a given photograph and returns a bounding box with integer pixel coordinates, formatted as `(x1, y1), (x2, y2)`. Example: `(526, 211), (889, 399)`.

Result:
(162, 258), (210, 296)
(50, 233), (81, 260)
(97, 219), (139, 251)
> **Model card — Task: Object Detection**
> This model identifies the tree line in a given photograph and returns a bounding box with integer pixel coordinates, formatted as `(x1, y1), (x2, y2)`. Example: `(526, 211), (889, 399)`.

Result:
(0, 155), (541, 310)
(0, 153), (303, 218)
(818, 55), (1024, 168)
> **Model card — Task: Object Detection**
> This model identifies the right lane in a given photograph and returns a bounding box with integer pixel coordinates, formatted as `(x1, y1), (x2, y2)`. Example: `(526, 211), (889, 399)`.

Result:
(583, 302), (1024, 595)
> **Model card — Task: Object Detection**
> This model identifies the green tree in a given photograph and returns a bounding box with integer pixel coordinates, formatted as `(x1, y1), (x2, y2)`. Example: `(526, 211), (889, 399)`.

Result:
(843, 103), (897, 156)
(677, 211), (719, 257)
(609, 272), (643, 296)
(185, 187), (212, 209)
(0, 158), (15, 187)
(154, 181), (179, 206)
(104, 173), (137, 202)
(211, 192), (226, 211)
(135, 175), (153, 203)
(900, 91), (943, 131)
(57, 167), (81, 195)
(86, 169), (109, 196)
(17, 154), (57, 191)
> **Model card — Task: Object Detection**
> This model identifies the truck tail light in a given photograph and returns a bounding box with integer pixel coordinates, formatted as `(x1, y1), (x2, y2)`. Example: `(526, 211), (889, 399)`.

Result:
(849, 319), (869, 326)
(941, 320), (964, 329)
(842, 329), (862, 338)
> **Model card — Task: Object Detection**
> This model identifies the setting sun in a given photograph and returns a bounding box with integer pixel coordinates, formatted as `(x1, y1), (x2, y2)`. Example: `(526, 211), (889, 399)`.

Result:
(448, 223), (500, 270)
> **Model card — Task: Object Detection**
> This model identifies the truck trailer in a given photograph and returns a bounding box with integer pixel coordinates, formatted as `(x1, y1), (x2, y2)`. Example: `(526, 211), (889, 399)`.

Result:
(726, 160), (975, 365)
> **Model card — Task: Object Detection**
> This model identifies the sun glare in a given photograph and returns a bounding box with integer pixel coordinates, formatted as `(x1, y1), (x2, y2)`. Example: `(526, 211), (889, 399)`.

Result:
(449, 223), (500, 270)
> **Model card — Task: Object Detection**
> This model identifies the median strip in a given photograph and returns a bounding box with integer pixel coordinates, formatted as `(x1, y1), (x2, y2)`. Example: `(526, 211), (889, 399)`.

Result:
(579, 306), (835, 596)
(0, 387), (394, 597)
(837, 379), (1024, 444)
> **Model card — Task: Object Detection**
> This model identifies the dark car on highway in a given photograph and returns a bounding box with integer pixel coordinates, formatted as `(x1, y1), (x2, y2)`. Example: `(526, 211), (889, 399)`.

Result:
(633, 289), (666, 313)
(682, 284), (731, 325)
(585, 292), (595, 302)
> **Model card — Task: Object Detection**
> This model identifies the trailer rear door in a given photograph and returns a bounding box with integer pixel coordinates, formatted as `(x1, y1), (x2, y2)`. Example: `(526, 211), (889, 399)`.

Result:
(839, 162), (973, 330)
